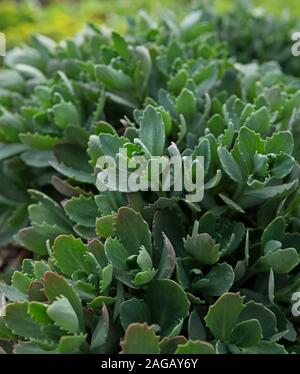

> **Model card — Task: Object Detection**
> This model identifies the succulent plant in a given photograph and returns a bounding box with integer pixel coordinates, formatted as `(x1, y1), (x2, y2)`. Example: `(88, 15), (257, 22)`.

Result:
(1, 4), (300, 354)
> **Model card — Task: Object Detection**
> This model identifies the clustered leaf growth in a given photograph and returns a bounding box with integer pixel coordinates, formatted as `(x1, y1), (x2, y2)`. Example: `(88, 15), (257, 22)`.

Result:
(1, 2), (300, 354)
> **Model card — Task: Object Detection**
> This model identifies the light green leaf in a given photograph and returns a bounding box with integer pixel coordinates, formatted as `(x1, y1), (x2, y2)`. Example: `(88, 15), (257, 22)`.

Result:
(50, 161), (96, 184)
(52, 101), (80, 128)
(218, 193), (245, 214)
(139, 105), (165, 156)
(241, 341), (287, 354)
(19, 133), (59, 150)
(4, 301), (44, 339)
(96, 214), (116, 238)
(120, 299), (151, 331)
(58, 333), (86, 354)
(230, 319), (262, 347)
(184, 233), (221, 265)
(245, 107), (269, 135)
(176, 88), (197, 124)
(156, 233), (176, 279)
(64, 196), (99, 228)
(175, 340), (215, 354)
(261, 216), (286, 250)
(205, 293), (245, 341)
(44, 272), (84, 332)
(95, 65), (133, 92)
(47, 296), (79, 334)
(237, 126), (264, 172)
(253, 248), (299, 274)
(238, 301), (277, 339)
(121, 323), (160, 354)
(53, 235), (88, 276)
(105, 237), (128, 272)
(134, 269), (157, 286)
(112, 32), (131, 61)
(265, 131), (294, 155)
(239, 180), (298, 208)
(12, 271), (31, 294)
(146, 279), (190, 336)
(90, 305), (109, 350)
(218, 146), (243, 184)
(0, 285), (27, 302)
(28, 302), (52, 325)
(0, 143), (29, 160)
(193, 263), (234, 296)
(116, 207), (152, 255)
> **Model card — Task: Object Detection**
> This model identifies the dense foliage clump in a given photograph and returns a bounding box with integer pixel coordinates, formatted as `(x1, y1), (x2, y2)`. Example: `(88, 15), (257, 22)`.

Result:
(216, 0), (300, 77)
(1, 4), (300, 354)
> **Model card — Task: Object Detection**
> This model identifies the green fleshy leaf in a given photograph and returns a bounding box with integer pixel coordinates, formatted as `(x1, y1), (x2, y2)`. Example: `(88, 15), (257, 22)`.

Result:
(245, 107), (269, 135)
(112, 32), (131, 61)
(237, 126), (264, 172)
(193, 263), (234, 296)
(159, 336), (187, 354)
(184, 233), (221, 265)
(218, 146), (243, 184)
(95, 65), (133, 92)
(14, 342), (56, 354)
(156, 233), (176, 279)
(95, 191), (124, 215)
(53, 235), (88, 276)
(0, 316), (16, 340)
(64, 196), (99, 228)
(238, 301), (277, 339)
(120, 298), (151, 331)
(218, 193), (245, 214)
(0, 285), (27, 302)
(253, 248), (299, 274)
(137, 246), (153, 271)
(4, 301), (45, 339)
(134, 269), (157, 286)
(121, 323), (160, 354)
(265, 131), (294, 155)
(146, 279), (190, 336)
(0, 143), (29, 160)
(241, 341), (287, 354)
(90, 305), (109, 350)
(44, 272), (84, 332)
(105, 237), (128, 273)
(52, 101), (80, 129)
(50, 161), (96, 184)
(96, 214), (116, 238)
(139, 105), (165, 156)
(230, 319), (262, 347)
(116, 207), (152, 255)
(47, 296), (79, 334)
(239, 180), (298, 208)
(205, 293), (245, 341)
(176, 88), (197, 124)
(58, 333), (86, 354)
(28, 302), (52, 325)
(261, 216), (286, 250)
(100, 264), (113, 293)
(188, 309), (207, 341)
(175, 340), (215, 354)
(88, 296), (116, 309)
(19, 133), (59, 150)
(11, 271), (31, 294)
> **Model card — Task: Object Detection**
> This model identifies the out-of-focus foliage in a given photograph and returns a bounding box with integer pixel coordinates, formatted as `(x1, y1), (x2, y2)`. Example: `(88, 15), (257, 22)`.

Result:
(216, 0), (300, 77)
(0, 0), (190, 47)
(2, 0), (300, 48)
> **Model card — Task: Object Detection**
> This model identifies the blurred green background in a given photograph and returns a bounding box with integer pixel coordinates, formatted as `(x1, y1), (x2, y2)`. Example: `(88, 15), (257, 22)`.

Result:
(0, 0), (300, 47)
